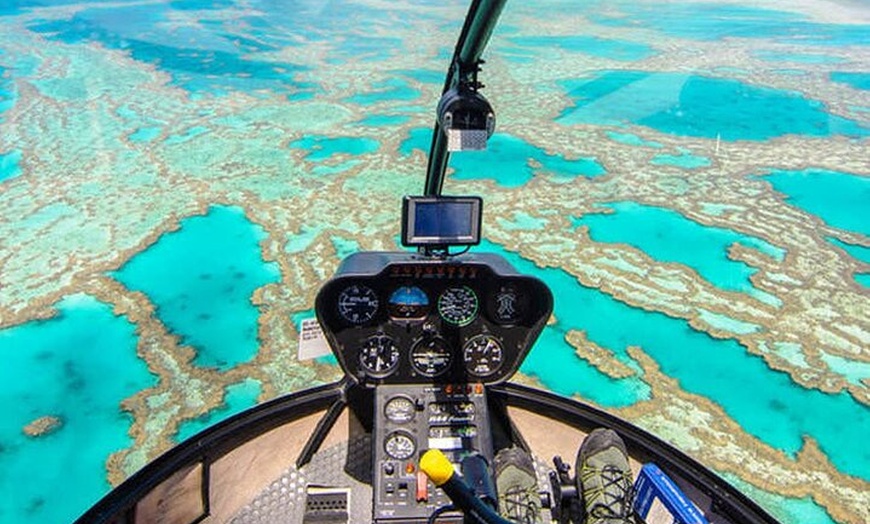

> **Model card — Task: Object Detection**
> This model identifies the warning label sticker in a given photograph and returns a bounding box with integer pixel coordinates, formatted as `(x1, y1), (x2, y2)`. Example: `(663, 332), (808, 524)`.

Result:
(297, 318), (331, 360)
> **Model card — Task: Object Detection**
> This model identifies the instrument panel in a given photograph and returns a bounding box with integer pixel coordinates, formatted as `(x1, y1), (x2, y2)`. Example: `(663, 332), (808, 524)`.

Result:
(315, 252), (553, 386)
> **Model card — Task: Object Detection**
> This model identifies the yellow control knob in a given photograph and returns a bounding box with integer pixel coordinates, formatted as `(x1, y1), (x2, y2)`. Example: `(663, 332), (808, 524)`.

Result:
(420, 449), (454, 487)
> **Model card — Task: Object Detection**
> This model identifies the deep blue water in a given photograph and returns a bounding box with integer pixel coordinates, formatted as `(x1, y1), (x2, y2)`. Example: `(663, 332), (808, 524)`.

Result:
(0, 294), (156, 524)
(557, 71), (869, 140)
(113, 206), (280, 371)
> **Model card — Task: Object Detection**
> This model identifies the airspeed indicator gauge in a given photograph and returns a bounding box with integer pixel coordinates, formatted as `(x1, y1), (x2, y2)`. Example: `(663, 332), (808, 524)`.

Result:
(438, 286), (478, 326)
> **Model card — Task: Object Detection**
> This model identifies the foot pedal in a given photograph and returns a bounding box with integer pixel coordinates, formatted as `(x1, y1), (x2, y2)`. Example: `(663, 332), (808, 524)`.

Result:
(302, 486), (350, 523)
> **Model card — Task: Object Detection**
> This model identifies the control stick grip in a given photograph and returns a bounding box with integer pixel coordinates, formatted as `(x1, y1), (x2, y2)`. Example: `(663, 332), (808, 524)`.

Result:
(420, 449), (514, 524)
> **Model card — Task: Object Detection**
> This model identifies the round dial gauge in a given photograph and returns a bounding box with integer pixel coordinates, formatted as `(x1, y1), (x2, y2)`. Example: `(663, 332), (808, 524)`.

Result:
(338, 284), (379, 324)
(438, 286), (479, 326)
(358, 334), (399, 377)
(388, 286), (430, 320)
(384, 396), (416, 424)
(463, 334), (504, 377)
(410, 337), (452, 377)
(384, 431), (416, 460)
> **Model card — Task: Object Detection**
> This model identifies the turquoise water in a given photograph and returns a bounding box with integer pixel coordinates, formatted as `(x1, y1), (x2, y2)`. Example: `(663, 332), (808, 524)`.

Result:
(651, 152), (711, 169)
(486, 240), (870, 482)
(398, 69), (443, 85)
(0, 294), (155, 524)
(753, 51), (846, 64)
(114, 206), (280, 371)
(588, 2), (870, 46)
(828, 237), (870, 287)
(572, 202), (779, 298)
(400, 128), (605, 186)
(358, 114), (412, 127)
(719, 472), (838, 524)
(289, 135), (380, 162)
(344, 78), (421, 106)
(0, 149), (21, 182)
(506, 35), (655, 61)
(28, 4), (311, 97)
(830, 72), (870, 91)
(174, 378), (262, 443)
(606, 131), (663, 148)
(761, 169), (870, 237)
(557, 71), (869, 140)
(128, 126), (162, 143)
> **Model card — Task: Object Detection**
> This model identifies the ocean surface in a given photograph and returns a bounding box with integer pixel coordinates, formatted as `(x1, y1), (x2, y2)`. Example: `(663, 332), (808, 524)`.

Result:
(0, 1), (868, 523)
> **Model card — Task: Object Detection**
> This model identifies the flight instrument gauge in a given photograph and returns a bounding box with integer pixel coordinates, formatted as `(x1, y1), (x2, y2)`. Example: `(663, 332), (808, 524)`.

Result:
(338, 284), (379, 324)
(463, 334), (504, 378)
(384, 431), (416, 460)
(384, 396), (416, 424)
(358, 334), (399, 377)
(438, 286), (479, 326)
(410, 337), (452, 377)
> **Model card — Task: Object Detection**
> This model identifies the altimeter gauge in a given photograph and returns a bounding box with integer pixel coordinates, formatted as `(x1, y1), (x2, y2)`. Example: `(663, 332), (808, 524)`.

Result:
(438, 286), (479, 326)
(338, 284), (379, 324)
(463, 334), (504, 377)
(358, 334), (399, 377)
(384, 431), (416, 460)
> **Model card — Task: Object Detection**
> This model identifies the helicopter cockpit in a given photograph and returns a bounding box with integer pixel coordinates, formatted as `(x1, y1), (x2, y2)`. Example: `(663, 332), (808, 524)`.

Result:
(313, 195), (553, 522)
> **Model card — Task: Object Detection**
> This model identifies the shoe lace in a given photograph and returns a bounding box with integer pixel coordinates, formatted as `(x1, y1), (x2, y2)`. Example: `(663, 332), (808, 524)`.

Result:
(587, 464), (634, 521)
(500, 485), (539, 524)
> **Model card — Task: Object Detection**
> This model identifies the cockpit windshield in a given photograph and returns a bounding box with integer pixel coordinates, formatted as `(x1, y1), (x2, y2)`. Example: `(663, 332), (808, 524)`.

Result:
(0, 1), (867, 523)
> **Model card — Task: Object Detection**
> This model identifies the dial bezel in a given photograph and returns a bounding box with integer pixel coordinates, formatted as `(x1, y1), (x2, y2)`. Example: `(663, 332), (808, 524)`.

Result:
(358, 334), (399, 378)
(384, 430), (416, 460)
(410, 336), (453, 377)
(437, 286), (479, 327)
(337, 284), (380, 325)
(463, 334), (504, 378)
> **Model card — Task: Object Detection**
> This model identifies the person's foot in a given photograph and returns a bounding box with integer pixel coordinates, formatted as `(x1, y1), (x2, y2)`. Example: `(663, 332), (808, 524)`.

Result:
(575, 429), (635, 524)
(493, 447), (541, 523)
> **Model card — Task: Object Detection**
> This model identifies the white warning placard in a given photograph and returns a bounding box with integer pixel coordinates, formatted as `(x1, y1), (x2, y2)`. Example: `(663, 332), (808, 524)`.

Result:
(297, 317), (331, 360)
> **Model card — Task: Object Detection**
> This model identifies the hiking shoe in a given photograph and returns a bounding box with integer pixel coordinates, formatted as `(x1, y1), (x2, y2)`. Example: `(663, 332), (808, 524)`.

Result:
(575, 429), (635, 524)
(493, 447), (541, 523)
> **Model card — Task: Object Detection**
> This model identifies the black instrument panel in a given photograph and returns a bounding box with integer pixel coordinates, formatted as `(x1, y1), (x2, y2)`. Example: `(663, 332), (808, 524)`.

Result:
(315, 252), (553, 386)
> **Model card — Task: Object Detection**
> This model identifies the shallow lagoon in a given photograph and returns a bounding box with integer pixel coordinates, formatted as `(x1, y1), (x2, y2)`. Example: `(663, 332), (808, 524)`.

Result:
(114, 206), (279, 371)
(572, 201), (782, 299)
(0, 294), (155, 524)
(761, 169), (870, 237)
(557, 71), (869, 140)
